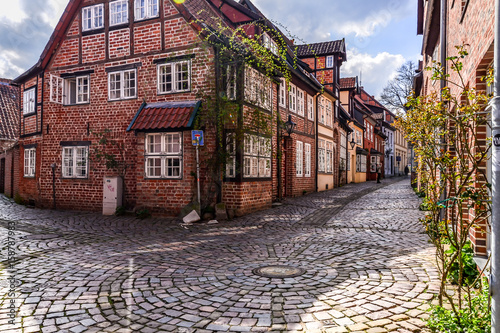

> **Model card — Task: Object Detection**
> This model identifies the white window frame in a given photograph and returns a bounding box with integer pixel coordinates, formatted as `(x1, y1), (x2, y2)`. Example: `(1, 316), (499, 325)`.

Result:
(307, 95), (314, 121)
(279, 78), (286, 107)
(244, 67), (272, 110)
(62, 146), (89, 179)
(108, 69), (137, 101)
(318, 139), (326, 173)
(225, 133), (236, 178)
(319, 96), (325, 124)
(297, 88), (305, 117)
(326, 142), (333, 173)
(243, 134), (271, 178)
(23, 88), (36, 115)
(145, 133), (183, 179)
(326, 55), (334, 68)
(296, 141), (303, 177)
(371, 156), (377, 173)
(110, 0), (129, 26)
(304, 143), (311, 177)
(263, 33), (278, 55)
(157, 60), (191, 94)
(135, 0), (159, 21)
(50, 74), (90, 105)
(226, 64), (237, 100)
(326, 99), (332, 127)
(24, 148), (36, 177)
(82, 4), (104, 32)
(289, 83), (297, 113)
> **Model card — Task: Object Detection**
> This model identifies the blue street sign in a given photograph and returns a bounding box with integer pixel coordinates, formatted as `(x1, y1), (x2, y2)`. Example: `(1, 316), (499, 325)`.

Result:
(191, 130), (204, 146)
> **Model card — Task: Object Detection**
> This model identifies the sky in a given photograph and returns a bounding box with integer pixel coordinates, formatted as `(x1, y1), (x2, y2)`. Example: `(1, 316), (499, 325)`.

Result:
(0, 0), (422, 98)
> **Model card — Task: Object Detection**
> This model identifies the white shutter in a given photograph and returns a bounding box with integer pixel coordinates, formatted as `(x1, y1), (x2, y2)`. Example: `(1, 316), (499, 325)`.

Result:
(50, 74), (64, 104)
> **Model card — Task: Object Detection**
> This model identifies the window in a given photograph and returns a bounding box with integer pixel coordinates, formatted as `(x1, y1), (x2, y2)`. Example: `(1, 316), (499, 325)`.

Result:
(263, 33), (278, 55)
(158, 61), (191, 94)
(289, 83), (297, 112)
(24, 148), (35, 177)
(245, 67), (272, 110)
(325, 99), (332, 127)
(356, 154), (367, 172)
(318, 139), (326, 172)
(23, 88), (35, 115)
(226, 133), (236, 178)
(145, 133), (183, 179)
(326, 55), (334, 68)
(109, 69), (136, 100)
(340, 133), (347, 171)
(243, 134), (271, 178)
(135, 0), (158, 21)
(50, 74), (90, 105)
(296, 141), (303, 177)
(62, 146), (88, 178)
(370, 156), (377, 173)
(82, 4), (104, 31)
(307, 95), (314, 121)
(110, 0), (129, 26)
(326, 142), (333, 173)
(279, 78), (286, 107)
(297, 89), (305, 117)
(226, 64), (237, 100)
(304, 143), (311, 177)
(318, 96), (325, 124)
(356, 130), (362, 145)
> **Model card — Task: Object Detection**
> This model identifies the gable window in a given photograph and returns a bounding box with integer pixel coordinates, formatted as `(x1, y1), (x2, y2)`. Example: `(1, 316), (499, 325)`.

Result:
(304, 143), (311, 177)
(110, 0), (129, 26)
(82, 4), (104, 31)
(289, 83), (297, 112)
(50, 74), (90, 105)
(135, 0), (158, 21)
(263, 33), (278, 55)
(279, 78), (286, 107)
(62, 146), (88, 179)
(158, 60), (191, 94)
(307, 95), (314, 121)
(24, 148), (36, 177)
(23, 88), (36, 115)
(326, 56), (334, 68)
(296, 141), (303, 177)
(243, 134), (271, 178)
(244, 67), (272, 110)
(109, 69), (136, 100)
(145, 133), (183, 179)
(297, 89), (305, 117)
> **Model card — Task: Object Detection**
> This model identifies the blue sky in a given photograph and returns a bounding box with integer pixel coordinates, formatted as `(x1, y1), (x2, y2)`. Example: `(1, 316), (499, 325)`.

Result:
(0, 0), (422, 98)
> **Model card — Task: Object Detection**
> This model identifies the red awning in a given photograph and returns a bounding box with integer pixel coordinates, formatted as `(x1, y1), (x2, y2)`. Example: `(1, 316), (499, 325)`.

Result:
(127, 101), (201, 132)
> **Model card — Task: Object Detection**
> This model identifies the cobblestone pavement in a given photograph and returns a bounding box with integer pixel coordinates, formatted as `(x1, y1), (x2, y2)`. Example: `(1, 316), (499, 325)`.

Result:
(0, 177), (439, 333)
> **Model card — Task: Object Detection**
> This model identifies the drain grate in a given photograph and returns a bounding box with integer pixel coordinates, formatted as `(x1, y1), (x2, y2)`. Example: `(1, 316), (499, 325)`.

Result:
(252, 265), (306, 278)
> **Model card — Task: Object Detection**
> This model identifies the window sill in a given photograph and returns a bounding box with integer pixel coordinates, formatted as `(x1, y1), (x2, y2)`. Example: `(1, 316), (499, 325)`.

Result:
(157, 89), (191, 95)
(82, 28), (105, 36)
(23, 175), (35, 179)
(109, 23), (129, 31)
(23, 112), (36, 118)
(108, 96), (138, 102)
(134, 16), (160, 24)
(61, 177), (89, 180)
(241, 177), (272, 181)
(63, 102), (91, 107)
(144, 177), (183, 180)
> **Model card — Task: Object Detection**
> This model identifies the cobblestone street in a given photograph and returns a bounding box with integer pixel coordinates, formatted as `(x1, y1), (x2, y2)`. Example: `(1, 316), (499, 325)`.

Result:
(0, 178), (439, 333)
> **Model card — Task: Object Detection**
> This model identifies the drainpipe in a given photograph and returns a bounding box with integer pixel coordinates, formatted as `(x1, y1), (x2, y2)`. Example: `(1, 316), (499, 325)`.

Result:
(51, 163), (56, 210)
(277, 82), (282, 201)
(438, 0), (448, 226)
(490, 0), (500, 330)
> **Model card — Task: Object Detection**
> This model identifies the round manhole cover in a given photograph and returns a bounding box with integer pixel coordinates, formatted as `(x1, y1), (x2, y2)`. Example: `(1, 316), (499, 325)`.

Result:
(22, 234), (61, 240)
(252, 265), (306, 278)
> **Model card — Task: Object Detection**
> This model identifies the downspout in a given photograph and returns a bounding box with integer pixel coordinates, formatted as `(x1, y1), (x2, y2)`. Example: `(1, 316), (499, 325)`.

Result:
(490, 0), (500, 329)
(315, 94), (319, 191)
(438, 0), (448, 225)
(214, 46), (222, 204)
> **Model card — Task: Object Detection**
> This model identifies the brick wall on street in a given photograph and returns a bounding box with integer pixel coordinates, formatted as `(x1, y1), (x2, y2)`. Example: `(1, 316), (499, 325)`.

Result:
(0, 146), (19, 198)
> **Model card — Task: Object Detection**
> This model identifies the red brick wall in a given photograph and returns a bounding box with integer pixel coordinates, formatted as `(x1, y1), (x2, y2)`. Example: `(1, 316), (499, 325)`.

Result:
(1, 146), (19, 198)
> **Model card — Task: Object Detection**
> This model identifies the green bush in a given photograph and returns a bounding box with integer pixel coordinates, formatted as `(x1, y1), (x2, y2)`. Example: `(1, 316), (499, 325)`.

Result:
(445, 241), (479, 286)
(428, 282), (490, 332)
(136, 208), (151, 219)
(115, 206), (126, 216)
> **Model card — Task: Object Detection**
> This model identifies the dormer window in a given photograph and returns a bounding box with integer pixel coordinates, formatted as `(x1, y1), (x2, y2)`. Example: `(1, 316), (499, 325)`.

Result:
(262, 33), (278, 55)
(82, 4), (104, 31)
(326, 55), (334, 68)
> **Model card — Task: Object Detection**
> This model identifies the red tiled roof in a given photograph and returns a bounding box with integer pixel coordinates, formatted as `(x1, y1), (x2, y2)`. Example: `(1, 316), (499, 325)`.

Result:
(296, 39), (345, 57)
(0, 80), (19, 141)
(339, 77), (356, 89)
(127, 101), (201, 132)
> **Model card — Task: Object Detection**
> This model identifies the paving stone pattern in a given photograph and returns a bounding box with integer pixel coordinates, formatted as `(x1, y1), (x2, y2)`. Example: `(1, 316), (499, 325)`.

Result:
(0, 178), (439, 332)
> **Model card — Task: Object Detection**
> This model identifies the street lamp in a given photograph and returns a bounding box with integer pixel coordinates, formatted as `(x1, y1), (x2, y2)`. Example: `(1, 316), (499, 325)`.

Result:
(284, 114), (296, 136)
(349, 137), (356, 149)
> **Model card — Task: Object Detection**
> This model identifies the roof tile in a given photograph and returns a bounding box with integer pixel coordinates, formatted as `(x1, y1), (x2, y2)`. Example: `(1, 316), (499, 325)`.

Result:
(128, 101), (201, 132)
(0, 80), (19, 141)
(296, 40), (345, 57)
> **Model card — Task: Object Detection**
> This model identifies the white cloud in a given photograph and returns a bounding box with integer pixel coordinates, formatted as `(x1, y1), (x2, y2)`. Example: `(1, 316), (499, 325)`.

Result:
(341, 49), (406, 98)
